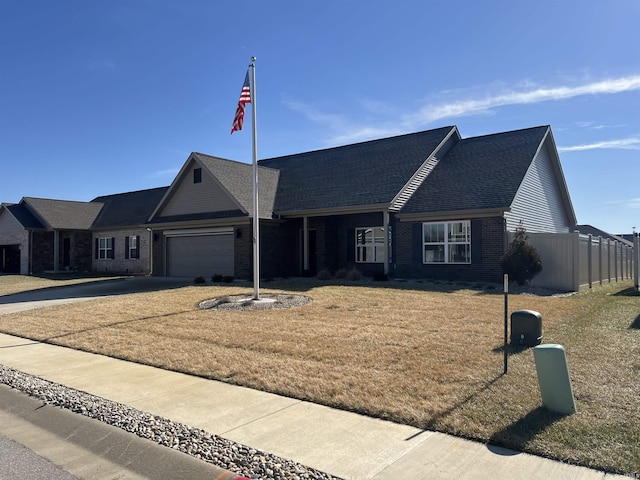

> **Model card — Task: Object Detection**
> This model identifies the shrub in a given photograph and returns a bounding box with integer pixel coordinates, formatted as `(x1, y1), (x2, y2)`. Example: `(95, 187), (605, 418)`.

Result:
(500, 227), (542, 286)
(222, 275), (234, 283)
(194, 276), (206, 284)
(373, 272), (388, 282)
(335, 268), (348, 279)
(211, 274), (224, 283)
(317, 269), (332, 280)
(346, 268), (362, 281)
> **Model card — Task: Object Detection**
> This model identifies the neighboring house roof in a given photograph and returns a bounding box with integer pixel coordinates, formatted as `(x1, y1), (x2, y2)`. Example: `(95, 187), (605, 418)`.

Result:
(400, 126), (552, 215)
(92, 186), (169, 229)
(22, 197), (104, 230)
(258, 126), (456, 215)
(576, 224), (633, 246)
(0, 202), (45, 229)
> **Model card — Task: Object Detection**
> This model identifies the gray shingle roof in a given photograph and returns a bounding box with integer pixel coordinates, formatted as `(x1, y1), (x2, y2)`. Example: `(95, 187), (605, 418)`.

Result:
(193, 153), (279, 219)
(400, 126), (550, 214)
(91, 187), (169, 228)
(22, 197), (104, 230)
(1, 203), (45, 229)
(258, 127), (456, 213)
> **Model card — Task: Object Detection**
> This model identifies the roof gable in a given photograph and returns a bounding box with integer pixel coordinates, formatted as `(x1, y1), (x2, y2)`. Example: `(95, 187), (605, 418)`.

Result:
(0, 203), (45, 230)
(400, 126), (551, 215)
(259, 126), (456, 214)
(150, 153), (279, 222)
(22, 197), (103, 230)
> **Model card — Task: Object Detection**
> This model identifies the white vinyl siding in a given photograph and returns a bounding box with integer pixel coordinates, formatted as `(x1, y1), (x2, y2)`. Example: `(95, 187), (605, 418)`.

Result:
(506, 139), (571, 233)
(160, 164), (239, 217)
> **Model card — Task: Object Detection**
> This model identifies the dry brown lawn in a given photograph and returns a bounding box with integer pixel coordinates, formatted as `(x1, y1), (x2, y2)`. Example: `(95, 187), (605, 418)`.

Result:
(0, 276), (638, 476)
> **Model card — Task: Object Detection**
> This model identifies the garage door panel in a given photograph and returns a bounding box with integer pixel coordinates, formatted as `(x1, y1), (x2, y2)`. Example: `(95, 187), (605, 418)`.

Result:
(167, 235), (234, 277)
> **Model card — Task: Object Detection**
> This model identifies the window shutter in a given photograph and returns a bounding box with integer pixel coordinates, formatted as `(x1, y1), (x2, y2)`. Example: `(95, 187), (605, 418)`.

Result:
(346, 229), (355, 262)
(95, 238), (99, 260)
(110, 237), (115, 259)
(125, 236), (130, 260)
(136, 235), (140, 259)
(413, 223), (423, 263)
(471, 219), (482, 264)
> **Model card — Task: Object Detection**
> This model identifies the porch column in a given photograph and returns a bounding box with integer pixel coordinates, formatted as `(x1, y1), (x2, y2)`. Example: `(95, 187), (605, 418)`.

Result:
(53, 230), (60, 273)
(383, 210), (389, 276)
(303, 216), (309, 272)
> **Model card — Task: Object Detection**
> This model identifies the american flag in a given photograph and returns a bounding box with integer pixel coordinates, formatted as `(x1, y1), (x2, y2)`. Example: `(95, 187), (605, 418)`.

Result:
(231, 71), (251, 134)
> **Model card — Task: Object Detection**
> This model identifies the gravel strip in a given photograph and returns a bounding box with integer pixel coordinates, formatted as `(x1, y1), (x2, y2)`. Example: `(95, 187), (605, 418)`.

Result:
(0, 364), (340, 480)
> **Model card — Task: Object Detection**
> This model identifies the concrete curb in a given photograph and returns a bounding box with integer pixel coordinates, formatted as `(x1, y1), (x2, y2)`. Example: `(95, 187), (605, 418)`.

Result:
(0, 385), (248, 480)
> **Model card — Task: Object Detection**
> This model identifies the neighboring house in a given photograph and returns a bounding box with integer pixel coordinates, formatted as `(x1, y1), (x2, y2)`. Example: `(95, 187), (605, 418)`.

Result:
(91, 187), (169, 275)
(576, 225), (633, 247)
(0, 125), (579, 285)
(0, 198), (102, 274)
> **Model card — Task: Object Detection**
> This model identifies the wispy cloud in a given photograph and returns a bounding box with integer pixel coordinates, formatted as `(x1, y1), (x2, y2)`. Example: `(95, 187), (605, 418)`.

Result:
(88, 60), (117, 71)
(405, 75), (640, 126)
(287, 74), (640, 145)
(558, 136), (640, 152)
(149, 167), (179, 178)
(605, 198), (640, 209)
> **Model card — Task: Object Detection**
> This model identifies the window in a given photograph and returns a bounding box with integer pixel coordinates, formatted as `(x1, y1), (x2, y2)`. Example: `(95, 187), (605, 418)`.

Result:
(126, 235), (139, 259)
(98, 237), (113, 260)
(423, 221), (471, 264)
(193, 168), (202, 184)
(355, 227), (385, 263)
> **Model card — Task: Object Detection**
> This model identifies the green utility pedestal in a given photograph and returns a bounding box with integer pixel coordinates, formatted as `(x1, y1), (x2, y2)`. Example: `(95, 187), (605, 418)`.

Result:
(533, 344), (577, 415)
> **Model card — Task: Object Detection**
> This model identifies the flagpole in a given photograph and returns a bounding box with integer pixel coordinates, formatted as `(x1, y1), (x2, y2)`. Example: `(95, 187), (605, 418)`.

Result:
(249, 57), (260, 300)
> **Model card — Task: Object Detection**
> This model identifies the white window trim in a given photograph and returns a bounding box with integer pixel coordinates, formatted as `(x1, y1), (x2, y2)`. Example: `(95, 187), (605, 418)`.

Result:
(355, 226), (385, 264)
(423, 221), (471, 264)
(98, 237), (113, 260)
(128, 236), (138, 260)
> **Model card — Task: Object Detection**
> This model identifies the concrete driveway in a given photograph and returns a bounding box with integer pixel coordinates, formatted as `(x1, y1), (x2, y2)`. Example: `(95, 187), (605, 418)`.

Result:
(0, 277), (193, 315)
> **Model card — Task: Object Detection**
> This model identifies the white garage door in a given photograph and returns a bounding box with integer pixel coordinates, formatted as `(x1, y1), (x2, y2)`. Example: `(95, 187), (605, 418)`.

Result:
(166, 230), (234, 277)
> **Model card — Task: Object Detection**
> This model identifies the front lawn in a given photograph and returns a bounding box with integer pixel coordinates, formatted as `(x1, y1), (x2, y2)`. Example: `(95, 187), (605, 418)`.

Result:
(0, 278), (638, 476)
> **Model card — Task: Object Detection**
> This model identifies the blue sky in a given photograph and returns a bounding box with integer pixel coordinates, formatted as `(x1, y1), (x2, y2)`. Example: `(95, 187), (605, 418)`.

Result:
(1, 1), (638, 234)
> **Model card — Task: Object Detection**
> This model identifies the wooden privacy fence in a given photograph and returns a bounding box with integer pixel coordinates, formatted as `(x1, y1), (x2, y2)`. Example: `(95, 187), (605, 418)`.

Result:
(509, 231), (637, 292)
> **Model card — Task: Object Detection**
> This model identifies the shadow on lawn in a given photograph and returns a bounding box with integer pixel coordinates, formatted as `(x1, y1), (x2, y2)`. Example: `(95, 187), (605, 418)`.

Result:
(488, 406), (567, 452)
(630, 315), (640, 329)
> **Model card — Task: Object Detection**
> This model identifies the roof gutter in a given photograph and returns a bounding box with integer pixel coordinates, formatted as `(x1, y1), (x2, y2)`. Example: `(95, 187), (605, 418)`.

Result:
(396, 207), (509, 222)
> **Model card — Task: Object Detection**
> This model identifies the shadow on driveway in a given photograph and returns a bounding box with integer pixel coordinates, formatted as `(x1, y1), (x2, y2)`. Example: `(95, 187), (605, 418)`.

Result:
(0, 277), (193, 308)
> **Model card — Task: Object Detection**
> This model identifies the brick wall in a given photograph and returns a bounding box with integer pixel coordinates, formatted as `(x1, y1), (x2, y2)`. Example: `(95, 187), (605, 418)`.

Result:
(92, 229), (152, 274)
(394, 216), (505, 283)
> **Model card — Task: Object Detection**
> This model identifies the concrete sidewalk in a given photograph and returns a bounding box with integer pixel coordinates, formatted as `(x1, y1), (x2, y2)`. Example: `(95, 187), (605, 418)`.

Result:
(0, 333), (628, 480)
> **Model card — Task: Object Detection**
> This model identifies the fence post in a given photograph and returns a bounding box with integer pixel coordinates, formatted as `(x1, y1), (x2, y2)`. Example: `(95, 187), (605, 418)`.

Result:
(634, 234), (639, 292)
(599, 237), (603, 286)
(587, 234), (593, 288)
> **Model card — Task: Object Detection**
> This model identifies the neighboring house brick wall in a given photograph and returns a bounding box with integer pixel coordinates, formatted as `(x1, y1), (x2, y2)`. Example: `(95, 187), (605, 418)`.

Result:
(92, 228), (151, 274)
(393, 216), (505, 283)
(32, 231), (54, 273)
(62, 231), (93, 272)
